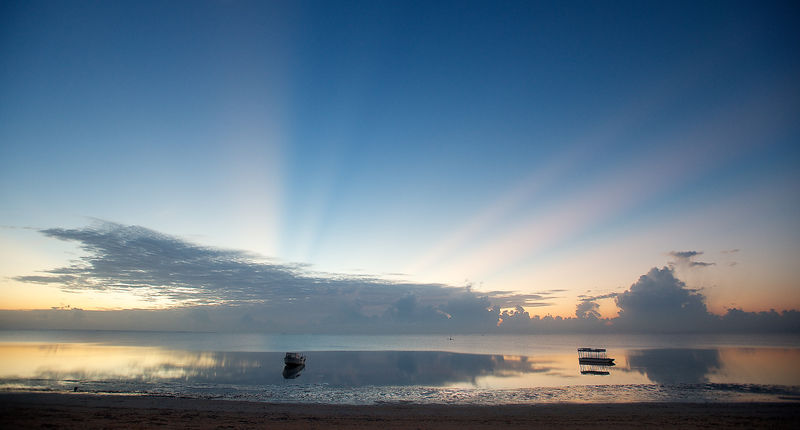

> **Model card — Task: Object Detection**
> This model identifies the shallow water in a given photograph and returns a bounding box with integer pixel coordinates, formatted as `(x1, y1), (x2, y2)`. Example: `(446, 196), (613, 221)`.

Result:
(1, 330), (798, 404)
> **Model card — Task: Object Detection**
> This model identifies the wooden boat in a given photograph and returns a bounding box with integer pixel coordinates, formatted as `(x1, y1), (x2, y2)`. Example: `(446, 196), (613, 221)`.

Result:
(284, 352), (306, 366)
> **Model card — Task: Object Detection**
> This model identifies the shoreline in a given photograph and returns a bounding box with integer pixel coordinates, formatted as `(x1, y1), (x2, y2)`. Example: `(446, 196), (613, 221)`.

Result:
(2, 392), (799, 428)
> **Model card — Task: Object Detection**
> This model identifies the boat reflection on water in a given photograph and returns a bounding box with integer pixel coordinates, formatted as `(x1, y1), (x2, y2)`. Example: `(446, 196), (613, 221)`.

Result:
(579, 363), (612, 375)
(578, 348), (615, 376)
(282, 363), (305, 379)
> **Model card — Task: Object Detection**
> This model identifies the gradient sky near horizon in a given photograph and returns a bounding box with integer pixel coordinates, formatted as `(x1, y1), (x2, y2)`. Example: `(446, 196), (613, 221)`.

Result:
(1, 0), (799, 318)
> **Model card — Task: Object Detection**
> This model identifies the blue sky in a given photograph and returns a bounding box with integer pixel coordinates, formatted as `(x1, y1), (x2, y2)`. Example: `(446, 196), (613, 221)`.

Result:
(1, 1), (798, 318)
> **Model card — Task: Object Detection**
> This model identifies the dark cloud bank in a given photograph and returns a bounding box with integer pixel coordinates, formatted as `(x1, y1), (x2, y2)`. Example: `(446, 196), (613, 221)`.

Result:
(2, 222), (798, 334)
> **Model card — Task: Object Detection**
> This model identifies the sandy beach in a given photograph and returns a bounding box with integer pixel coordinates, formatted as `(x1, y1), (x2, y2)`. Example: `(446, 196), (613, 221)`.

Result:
(1, 392), (798, 429)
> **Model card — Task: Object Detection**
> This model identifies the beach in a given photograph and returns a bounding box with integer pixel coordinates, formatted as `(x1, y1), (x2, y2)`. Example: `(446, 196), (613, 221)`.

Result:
(1, 393), (798, 429)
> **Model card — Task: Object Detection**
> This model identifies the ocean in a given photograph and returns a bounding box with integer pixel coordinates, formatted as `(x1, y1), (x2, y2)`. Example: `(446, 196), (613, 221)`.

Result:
(1, 330), (798, 404)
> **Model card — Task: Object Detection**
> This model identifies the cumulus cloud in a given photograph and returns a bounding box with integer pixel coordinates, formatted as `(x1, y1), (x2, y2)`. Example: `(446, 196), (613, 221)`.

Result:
(668, 250), (715, 267)
(574, 291), (617, 321)
(575, 300), (601, 320)
(615, 266), (712, 332)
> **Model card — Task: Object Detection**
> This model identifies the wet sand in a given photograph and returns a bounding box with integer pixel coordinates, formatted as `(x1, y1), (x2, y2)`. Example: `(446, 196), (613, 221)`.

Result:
(1, 392), (798, 429)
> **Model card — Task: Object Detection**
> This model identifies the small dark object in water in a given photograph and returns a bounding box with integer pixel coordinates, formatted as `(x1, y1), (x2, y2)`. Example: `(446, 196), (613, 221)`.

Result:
(73, 386), (78, 392)
(282, 364), (305, 379)
(284, 352), (306, 366)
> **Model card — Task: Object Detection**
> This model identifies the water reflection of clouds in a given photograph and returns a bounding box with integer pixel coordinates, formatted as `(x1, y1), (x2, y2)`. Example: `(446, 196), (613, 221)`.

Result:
(3, 344), (798, 391)
(0, 345), (562, 388)
(625, 349), (722, 384)
(276, 351), (557, 387)
(0, 343), (220, 381)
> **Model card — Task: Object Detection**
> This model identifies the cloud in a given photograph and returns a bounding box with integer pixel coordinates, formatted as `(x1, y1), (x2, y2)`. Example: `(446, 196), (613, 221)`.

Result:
(720, 249), (740, 267)
(688, 261), (715, 267)
(719, 308), (800, 333)
(522, 302), (553, 307)
(615, 266), (712, 332)
(670, 251), (701, 259)
(487, 290), (560, 309)
(16, 222), (441, 306)
(8, 222), (798, 334)
(575, 300), (601, 320)
(578, 292), (619, 301)
(14, 221), (538, 333)
(668, 250), (715, 267)
(574, 291), (618, 320)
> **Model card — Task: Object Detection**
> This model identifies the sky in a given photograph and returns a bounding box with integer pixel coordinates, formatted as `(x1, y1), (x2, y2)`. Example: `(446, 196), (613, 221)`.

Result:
(1, 0), (799, 330)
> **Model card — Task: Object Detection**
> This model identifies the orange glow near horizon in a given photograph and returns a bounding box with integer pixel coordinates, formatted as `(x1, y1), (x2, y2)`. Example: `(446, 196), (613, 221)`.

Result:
(0, 281), (181, 312)
(0, 343), (220, 381)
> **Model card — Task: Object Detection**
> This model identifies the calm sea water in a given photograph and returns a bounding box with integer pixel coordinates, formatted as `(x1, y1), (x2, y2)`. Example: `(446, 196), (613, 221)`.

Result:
(1, 330), (798, 404)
